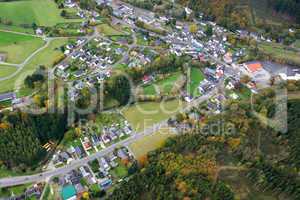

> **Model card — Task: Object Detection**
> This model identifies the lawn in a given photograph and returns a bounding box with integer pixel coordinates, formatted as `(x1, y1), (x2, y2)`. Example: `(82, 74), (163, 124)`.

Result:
(0, 31), (44, 63)
(143, 72), (181, 95)
(258, 42), (300, 65)
(294, 40), (300, 49)
(187, 67), (205, 97)
(97, 24), (125, 36)
(0, 65), (17, 78)
(0, 183), (31, 198)
(0, 38), (68, 93)
(122, 99), (185, 132)
(0, 0), (80, 27)
(111, 161), (128, 178)
(129, 128), (174, 158)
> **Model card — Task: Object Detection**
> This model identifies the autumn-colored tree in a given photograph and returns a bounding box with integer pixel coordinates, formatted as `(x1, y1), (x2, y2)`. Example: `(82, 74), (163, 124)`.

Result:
(138, 155), (148, 167)
(189, 23), (198, 33)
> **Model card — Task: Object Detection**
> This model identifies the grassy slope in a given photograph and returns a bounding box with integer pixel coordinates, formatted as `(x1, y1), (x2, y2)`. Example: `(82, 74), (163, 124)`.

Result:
(188, 67), (204, 97)
(122, 99), (185, 132)
(0, 0), (80, 27)
(0, 65), (17, 78)
(0, 31), (44, 63)
(0, 38), (68, 93)
(258, 42), (300, 65)
(143, 72), (181, 95)
(129, 128), (174, 158)
(97, 24), (125, 36)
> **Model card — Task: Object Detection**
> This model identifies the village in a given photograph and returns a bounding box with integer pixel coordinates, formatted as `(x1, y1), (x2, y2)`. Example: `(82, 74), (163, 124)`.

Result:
(0, 0), (299, 199)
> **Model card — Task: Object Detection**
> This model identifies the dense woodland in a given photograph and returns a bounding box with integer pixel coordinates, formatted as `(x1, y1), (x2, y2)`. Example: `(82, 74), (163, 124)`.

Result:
(0, 112), (67, 169)
(268, 0), (300, 23)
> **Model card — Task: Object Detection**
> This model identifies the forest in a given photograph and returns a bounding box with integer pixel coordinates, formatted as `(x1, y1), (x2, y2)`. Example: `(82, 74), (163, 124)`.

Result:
(0, 111), (68, 170)
(268, 0), (300, 23)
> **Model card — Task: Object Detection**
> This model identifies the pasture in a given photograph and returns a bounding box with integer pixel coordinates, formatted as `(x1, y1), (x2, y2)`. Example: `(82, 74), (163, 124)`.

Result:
(0, 0), (80, 27)
(122, 99), (185, 132)
(0, 38), (68, 93)
(0, 65), (17, 78)
(142, 72), (182, 96)
(0, 31), (44, 63)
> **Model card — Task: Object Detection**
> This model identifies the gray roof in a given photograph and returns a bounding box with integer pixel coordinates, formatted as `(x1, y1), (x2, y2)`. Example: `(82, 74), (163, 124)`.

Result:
(0, 92), (16, 101)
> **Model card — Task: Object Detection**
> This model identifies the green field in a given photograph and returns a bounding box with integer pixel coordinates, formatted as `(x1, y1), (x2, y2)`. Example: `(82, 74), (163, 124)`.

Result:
(143, 72), (181, 95)
(188, 67), (205, 97)
(122, 99), (185, 132)
(129, 128), (174, 158)
(0, 38), (68, 93)
(0, 0), (80, 27)
(97, 24), (125, 36)
(294, 40), (300, 49)
(0, 65), (17, 78)
(0, 31), (44, 63)
(259, 42), (300, 65)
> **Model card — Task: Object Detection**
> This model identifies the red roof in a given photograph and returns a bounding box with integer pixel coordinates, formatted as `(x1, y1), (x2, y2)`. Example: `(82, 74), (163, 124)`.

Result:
(246, 62), (262, 73)
(143, 75), (150, 82)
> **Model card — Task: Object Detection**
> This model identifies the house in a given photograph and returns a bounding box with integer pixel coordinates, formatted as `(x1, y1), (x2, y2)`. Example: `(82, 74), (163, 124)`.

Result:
(244, 62), (262, 74)
(138, 16), (155, 24)
(74, 70), (85, 78)
(117, 149), (128, 160)
(61, 185), (77, 200)
(142, 75), (152, 84)
(99, 157), (110, 171)
(278, 68), (300, 81)
(82, 137), (92, 151)
(223, 52), (233, 64)
(99, 178), (112, 188)
(79, 166), (90, 177)
(0, 92), (16, 102)
(185, 7), (193, 16)
(58, 64), (70, 71)
(35, 28), (43, 35)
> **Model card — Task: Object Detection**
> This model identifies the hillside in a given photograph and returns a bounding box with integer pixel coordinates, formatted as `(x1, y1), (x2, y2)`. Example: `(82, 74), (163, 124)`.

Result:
(110, 91), (300, 199)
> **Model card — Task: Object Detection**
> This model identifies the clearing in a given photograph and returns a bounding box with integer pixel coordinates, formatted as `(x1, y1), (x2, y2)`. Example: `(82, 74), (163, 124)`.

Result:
(122, 99), (185, 132)
(129, 128), (174, 158)
(0, 31), (44, 64)
(0, 38), (68, 93)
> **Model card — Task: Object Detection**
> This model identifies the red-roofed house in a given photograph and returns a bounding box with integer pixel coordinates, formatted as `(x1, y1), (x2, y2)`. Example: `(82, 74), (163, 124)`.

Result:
(245, 62), (262, 73)
(143, 75), (152, 84)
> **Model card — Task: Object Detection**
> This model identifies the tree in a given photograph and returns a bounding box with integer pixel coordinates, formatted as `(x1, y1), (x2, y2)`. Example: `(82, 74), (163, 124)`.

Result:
(205, 25), (213, 37)
(189, 23), (198, 33)
(61, 10), (67, 17)
(107, 75), (131, 105)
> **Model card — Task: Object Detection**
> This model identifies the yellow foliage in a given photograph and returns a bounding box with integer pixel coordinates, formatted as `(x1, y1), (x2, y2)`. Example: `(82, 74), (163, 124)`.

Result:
(82, 192), (89, 200)
(227, 138), (241, 150)
(0, 122), (10, 129)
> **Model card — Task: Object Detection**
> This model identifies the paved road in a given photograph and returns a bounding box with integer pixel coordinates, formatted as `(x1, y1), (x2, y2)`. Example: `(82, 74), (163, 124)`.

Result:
(0, 90), (213, 188)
